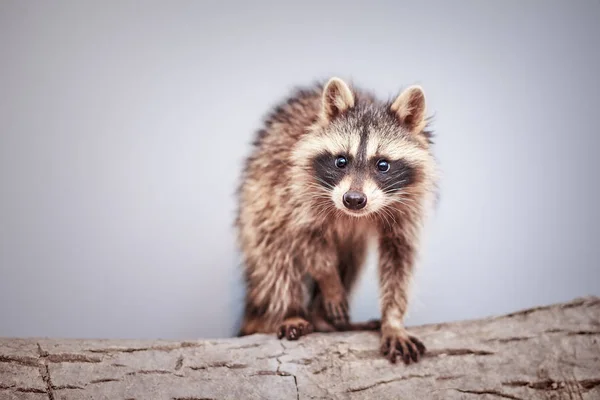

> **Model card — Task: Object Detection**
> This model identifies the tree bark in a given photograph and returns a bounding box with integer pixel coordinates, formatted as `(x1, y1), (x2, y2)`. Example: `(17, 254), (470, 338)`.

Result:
(1, 296), (599, 400)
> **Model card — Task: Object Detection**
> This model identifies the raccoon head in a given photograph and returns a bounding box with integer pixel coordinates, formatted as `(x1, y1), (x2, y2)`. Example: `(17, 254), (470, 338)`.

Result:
(292, 77), (435, 219)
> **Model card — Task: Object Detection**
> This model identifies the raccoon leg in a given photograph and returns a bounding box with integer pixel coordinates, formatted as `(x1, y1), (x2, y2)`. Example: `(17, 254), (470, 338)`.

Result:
(337, 236), (368, 294)
(293, 232), (351, 329)
(316, 275), (350, 328)
(309, 295), (381, 332)
(238, 252), (311, 340)
(377, 228), (426, 365)
(305, 249), (350, 329)
(310, 237), (380, 332)
(306, 287), (339, 333)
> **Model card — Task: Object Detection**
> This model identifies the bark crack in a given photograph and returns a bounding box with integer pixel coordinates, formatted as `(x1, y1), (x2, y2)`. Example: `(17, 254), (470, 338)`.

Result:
(227, 343), (262, 350)
(175, 355), (184, 370)
(126, 370), (173, 376)
(274, 340), (300, 398)
(46, 353), (102, 363)
(90, 378), (120, 384)
(252, 370), (291, 376)
(503, 298), (598, 318)
(87, 342), (203, 354)
(347, 374), (433, 393)
(274, 355), (287, 376)
(503, 378), (600, 391)
(568, 330), (600, 336)
(16, 387), (47, 393)
(0, 384), (16, 390)
(190, 361), (247, 370)
(0, 355), (41, 367)
(37, 343), (55, 400)
(454, 388), (523, 400)
(484, 336), (535, 343)
(0, 384), (47, 393)
(53, 384), (85, 390)
(427, 348), (494, 357)
(436, 375), (463, 381)
(312, 366), (328, 375)
(484, 329), (600, 343)
(172, 397), (216, 400)
(256, 352), (285, 360)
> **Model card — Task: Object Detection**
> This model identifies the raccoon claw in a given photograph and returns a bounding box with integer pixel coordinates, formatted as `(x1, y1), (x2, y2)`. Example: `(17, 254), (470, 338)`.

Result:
(380, 330), (426, 365)
(324, 298), (350, 327)
(277, 317), (314, 341)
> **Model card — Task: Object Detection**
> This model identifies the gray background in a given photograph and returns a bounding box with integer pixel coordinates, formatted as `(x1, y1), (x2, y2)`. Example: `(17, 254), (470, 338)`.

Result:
(1, 1), (599, 340)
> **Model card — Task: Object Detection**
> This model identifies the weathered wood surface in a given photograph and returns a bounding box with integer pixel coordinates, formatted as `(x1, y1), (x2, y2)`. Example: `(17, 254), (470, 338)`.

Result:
(1, 296), (599, 400)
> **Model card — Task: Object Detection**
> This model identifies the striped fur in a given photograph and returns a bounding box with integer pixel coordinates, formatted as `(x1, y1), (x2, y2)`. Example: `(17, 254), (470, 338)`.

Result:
(235, 77), (438, 364)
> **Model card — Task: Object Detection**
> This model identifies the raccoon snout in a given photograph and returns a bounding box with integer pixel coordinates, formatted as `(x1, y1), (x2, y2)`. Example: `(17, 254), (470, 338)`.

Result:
(342, 191), (367, 211)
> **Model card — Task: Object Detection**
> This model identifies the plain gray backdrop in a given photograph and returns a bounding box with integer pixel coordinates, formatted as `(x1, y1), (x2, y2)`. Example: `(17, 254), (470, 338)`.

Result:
(1, 1), (599, 340)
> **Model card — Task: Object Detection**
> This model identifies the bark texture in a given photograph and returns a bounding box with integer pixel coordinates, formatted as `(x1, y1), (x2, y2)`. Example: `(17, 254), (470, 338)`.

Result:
(1, 296), (599, 400)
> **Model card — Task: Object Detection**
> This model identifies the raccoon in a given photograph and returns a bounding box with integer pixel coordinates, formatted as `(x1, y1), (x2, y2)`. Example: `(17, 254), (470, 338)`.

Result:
(235, 77), (438, 364)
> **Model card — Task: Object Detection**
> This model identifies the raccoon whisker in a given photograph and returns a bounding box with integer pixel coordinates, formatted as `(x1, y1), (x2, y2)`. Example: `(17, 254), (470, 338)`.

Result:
(305, 183), (333, 193)
(381, 185), (402, 193)
(380, 207), (398, 230)
(381, 178), (407, 189)
(305, 194), (334, 206)
(393, 193), (417, 202)
(377, 209), (391, 230)
(311, 183), (334, 192)
(383, 187), (409, 194)
(384, 188), (414, 197)
(398, 198), (419, 209)
(387, 199), (420, 215)
(384, 191), (411, 199)
(308, 198), (328, 208)
(383, 190), (418, 203)
(303, 190), (333, 200)
(389, 195), (418, 206)
(308, 189), (331, 198)
(300, 168), (337, 190)
(313, 203), (333, 215)
(309, 201), (331, 212)
(304, 186), (328, 193)
(384, 196), (419, 213)
(311, 177), (336, 191)
(388, 195), (417, 207)
(383, 188), (410, 196)
(381, 180), (409, 192)
(311, 201), (336, 221)
(387, 206), (400, 225)
(375, 203), (398, 230)
(388, 204), (412, 222)
(306, 196), (331, 201)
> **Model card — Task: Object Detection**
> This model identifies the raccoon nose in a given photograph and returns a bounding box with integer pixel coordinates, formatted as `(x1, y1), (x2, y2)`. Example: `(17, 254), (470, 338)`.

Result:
(343, 191), (367, 210)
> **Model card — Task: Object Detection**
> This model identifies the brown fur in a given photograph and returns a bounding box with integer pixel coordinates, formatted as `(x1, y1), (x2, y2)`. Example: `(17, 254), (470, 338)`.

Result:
(235, 77), (438, 364)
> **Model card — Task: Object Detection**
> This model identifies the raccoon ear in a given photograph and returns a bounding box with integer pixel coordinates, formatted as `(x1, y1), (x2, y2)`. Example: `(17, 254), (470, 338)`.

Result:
(390, 85), (427, 134)
(321, 77), (355, 122)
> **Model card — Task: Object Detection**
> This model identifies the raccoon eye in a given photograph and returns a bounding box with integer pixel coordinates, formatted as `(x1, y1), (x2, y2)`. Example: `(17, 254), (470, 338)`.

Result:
(335, 156), (348, 168)
(377, 159), (390, 172)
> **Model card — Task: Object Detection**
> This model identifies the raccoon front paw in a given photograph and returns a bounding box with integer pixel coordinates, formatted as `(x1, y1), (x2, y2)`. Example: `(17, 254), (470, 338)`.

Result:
(324, 298), (350, 327)
(380, 329), (426, 365)
(276, 317), (314, 341)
